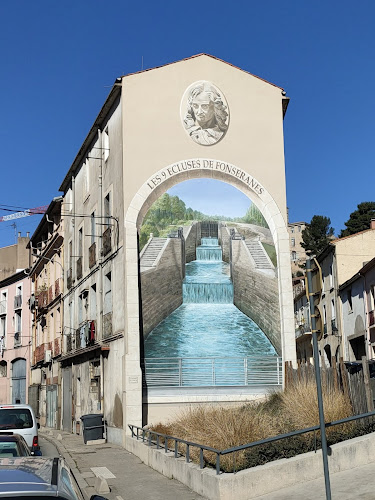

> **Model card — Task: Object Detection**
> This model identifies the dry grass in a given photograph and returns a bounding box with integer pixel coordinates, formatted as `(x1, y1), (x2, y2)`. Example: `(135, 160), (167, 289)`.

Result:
(151, 382), (353, 471)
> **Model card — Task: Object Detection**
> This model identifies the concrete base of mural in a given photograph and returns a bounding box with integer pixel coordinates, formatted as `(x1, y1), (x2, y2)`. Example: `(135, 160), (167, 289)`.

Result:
(125, 431), (375, 500)
(143, 391), (269, 426)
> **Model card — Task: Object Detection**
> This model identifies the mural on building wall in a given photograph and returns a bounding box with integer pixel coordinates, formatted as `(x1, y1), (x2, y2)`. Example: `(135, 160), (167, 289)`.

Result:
(181, 81), (229, 146)
(139, 179), (281, 387)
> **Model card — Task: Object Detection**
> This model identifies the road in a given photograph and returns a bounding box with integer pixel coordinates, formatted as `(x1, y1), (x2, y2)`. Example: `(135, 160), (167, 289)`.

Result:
(39, 435), (60, 457)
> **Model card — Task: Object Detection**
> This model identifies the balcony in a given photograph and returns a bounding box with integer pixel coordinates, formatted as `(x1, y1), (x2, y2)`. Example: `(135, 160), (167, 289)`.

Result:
(67, 268), (73, 289)
(37, 290), (48, 310)
(103, 312), (112, 339)
(14, 332), (21, 348)
(48, 285), (54, 304)
(75, 321), (96, 350)
(369, 310), (375, 327)
(0, 300), (6, 315)
(14, 295), (22, 309)
(54, 337), (61, 357)
(76, 257), (83, 280)
(102, 227), (111, 257)
(89, 242), (96, 268)
(55, 278), (60, 297)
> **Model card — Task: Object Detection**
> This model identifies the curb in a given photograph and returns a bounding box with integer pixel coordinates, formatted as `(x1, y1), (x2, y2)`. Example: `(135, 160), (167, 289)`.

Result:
(40, 430), (92, 500)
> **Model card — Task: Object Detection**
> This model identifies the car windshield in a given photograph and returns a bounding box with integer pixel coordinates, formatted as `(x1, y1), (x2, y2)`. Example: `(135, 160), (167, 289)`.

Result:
(0, 409), (33, 429)
(0, 440), (26, 457)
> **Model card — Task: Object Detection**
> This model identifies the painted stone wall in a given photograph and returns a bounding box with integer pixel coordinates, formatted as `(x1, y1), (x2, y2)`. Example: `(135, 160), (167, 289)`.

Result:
(232, 240), (281, 353)
(141, 239), (183, 339)
(184, 223), (198, 263)
(219, 224), (231, 263)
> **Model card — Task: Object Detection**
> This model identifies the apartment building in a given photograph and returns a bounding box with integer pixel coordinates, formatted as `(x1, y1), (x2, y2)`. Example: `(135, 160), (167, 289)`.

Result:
(27, 197), (63, 427)
(0, 269), (32, 404)
(288, 221), (308, 276)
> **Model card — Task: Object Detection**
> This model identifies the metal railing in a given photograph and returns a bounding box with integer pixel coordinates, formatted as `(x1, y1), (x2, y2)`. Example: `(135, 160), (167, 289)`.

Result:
(143, 356), (282, 387)
(129, 410), (375, 475)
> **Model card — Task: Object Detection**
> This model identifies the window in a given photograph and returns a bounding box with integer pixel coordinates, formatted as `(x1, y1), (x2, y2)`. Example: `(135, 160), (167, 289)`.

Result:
(331, 299), (336, 320)
(78, 228), (83, 258)
(78, 295), (83, 325)
(291, 251), (297, 261)
(90, 284), (97, 320)
(0, 316), (6, 337)
(104, 272), (112, 314)
(84, 158), (89, 195)
(0, 361), (6, 377)
(370, 284), (375, 311)
(329, 264), (334, 289)
(298, 226), (302, 232)
(347, 289), (353, 313)
(291, 238), (295, 247)
(15, 311), (21, 333)
(104, 193), (111, 228)
(103, 127), (109, 162)
(91, 212), (96, 245)
(290, 227), (294, 234)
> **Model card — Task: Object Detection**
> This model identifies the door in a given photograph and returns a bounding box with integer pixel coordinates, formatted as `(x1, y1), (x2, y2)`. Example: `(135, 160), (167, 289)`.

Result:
(62, 366), (72, 432)
(12, 358), (26, 404)
(46, 384), (58, 428)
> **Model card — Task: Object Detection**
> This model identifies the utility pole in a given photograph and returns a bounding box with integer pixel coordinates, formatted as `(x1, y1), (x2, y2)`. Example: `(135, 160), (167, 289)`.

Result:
(306, 258), (331, 500)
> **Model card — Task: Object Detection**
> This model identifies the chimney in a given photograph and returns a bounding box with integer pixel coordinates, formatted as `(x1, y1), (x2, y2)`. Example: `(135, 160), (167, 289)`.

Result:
(26, 232), (30, 238)
(18, 232), (21, 238)
(371, 219), (375, 230)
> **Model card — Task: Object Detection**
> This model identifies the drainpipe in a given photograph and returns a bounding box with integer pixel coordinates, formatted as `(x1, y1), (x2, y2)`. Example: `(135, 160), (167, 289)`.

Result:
(98, 129), (105, 417)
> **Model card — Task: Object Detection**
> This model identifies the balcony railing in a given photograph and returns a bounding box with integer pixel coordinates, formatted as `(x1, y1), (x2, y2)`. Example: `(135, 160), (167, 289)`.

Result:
(0, 300), (6, 315)
(67, 268), (73, 289)
(48, 285), (54, 304)
(369, 310), (375, 327)
(55, 278), (60, 297)
(14, 332), (21, 347)
(103, 312), (112, 339)
(76, 257), (83, 280)
(89, 242), (96, 268)
(102, 227), (111, 257)
(14, 295), (22, 309)
(66, 320), (96, 352)
(37, 290), (48, 309)
(143, 356), (282, 387)
(331, 318), (338, 332)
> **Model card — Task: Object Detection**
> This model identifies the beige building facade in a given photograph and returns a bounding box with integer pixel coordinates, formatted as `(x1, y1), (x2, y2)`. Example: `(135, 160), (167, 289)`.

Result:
(59, 54), (296, 444)
(288, 221), (308, 276)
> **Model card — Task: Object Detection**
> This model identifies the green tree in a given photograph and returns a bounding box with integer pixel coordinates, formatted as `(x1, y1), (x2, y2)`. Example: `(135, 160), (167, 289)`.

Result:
(139, 223), (159, 249)
(301, 215), (334, 256)
(339, 202), (375, 237)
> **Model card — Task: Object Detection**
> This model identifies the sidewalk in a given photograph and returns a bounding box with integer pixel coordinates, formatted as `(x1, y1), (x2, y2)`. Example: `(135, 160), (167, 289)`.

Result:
(40, 428), (206, 500)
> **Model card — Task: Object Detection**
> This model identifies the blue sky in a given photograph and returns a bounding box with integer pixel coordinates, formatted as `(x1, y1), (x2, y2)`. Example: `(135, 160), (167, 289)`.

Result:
(0, 0), (374, 246)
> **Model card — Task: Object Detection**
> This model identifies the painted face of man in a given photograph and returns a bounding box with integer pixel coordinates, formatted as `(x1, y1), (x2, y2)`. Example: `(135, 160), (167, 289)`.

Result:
(191, 92), (215, 128)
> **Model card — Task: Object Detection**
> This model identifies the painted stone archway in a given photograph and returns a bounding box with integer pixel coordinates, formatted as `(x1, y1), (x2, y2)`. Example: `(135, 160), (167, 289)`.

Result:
(123, 158), (296, 432)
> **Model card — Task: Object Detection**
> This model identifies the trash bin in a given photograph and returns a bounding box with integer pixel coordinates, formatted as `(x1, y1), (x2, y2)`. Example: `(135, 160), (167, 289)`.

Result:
(80, 414), (104, 444)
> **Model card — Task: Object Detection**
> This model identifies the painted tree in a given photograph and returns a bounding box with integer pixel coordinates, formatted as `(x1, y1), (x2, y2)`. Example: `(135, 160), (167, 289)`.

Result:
(242, 204), (268, 228)
(339, 202), (375, 237)
(301, 215), (334, 256)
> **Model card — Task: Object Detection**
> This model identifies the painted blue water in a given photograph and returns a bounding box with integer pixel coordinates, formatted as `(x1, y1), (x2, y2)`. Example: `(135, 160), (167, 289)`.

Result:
(144, 237), (276, 358)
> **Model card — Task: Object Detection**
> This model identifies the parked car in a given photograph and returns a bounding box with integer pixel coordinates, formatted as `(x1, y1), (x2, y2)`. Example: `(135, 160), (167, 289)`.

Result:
(0, 456), (108, 499)
(0, 404), (40, 453)
(0, 433), (33, 457)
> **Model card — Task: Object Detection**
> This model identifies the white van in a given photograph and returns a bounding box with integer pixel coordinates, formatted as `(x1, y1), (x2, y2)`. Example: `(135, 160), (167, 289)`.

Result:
(0, 404), (40, 452)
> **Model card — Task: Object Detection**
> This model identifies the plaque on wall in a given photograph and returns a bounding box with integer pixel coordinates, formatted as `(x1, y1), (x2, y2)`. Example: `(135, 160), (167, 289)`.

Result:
(181, 81), (229, 146)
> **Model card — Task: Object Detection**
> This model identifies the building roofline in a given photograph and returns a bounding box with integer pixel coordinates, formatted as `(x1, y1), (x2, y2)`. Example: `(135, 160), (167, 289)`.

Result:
(0, 269), (29, 288)
(59, 82), (122, 193)
(331, 228), (374, 244)
(59, 54), (288, 193)
(122, 53), (286, 91)
(359, 256), (375, 275)
(27, 197), (63, 248)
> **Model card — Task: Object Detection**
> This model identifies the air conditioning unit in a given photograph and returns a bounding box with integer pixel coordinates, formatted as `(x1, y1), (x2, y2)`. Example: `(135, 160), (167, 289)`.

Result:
(44, 349), (52, 363)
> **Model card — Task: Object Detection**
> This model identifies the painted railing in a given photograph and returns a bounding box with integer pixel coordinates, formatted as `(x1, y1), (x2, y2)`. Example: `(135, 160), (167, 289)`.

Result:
(143, 356), (282, 387)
